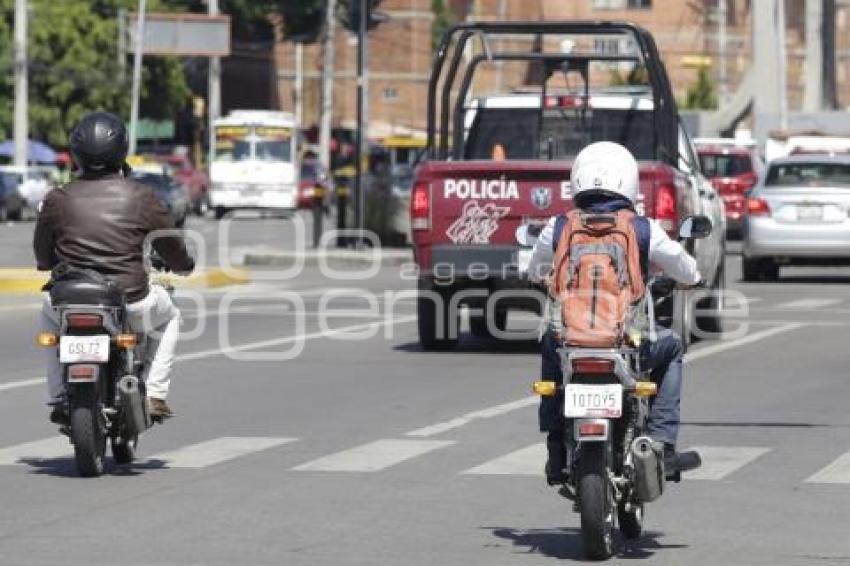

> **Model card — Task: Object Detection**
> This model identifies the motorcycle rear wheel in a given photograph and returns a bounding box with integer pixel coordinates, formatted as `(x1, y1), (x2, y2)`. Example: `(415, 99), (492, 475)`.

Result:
(70, 390), (106, 477)
(578, 444), (614, 560)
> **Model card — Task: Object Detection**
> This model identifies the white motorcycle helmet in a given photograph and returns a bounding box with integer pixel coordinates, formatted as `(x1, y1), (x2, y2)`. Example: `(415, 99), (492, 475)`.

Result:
(570, 141), (639, 204)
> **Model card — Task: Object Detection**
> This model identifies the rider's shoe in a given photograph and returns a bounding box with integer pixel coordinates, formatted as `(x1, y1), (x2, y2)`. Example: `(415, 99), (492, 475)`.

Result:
(148, 397), (174, 420)
(663, 444), (681, 483)
(545, 433), (568, 485)
(49, 405), (69, 426)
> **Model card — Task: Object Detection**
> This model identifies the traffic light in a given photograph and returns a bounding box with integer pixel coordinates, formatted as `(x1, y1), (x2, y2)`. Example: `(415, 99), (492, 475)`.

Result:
(339, 0), (388, 33)
(281, 1), (326, 44)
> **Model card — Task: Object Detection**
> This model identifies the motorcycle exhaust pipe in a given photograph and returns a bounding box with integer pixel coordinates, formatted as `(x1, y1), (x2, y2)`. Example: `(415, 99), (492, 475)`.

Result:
(118, 375), (150, 437)
(630, 436), (664, 503)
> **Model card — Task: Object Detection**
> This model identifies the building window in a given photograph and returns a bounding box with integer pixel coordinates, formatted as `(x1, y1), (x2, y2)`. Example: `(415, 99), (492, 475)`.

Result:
(383, 87), (398, 101)
(593, 0), (652, 8)
(627, 0), (652, 7)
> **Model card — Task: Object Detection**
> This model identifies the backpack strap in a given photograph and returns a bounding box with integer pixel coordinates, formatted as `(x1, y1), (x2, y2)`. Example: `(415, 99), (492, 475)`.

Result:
(632, 216), (651, 282)
(552, 214), (568, 252)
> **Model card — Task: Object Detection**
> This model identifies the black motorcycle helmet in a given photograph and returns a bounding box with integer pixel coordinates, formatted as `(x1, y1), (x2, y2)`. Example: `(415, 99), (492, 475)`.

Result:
(69, 111), (129, 174)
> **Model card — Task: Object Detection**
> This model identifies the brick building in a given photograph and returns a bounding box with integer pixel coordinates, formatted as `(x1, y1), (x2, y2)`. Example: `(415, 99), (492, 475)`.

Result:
(270, 1), (850, 135)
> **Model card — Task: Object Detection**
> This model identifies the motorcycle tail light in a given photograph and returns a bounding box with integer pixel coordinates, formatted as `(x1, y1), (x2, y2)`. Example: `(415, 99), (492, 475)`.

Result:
(67, 364), (98, 383)
(572, 358), (615, 374)
(66, 313), (103, 329)
(577, 421), (607, 438)
(747, 197), (771, 217)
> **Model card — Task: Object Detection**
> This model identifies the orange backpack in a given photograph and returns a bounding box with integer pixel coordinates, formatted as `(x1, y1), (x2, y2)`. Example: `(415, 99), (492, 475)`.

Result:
(551, 209), (646, 348)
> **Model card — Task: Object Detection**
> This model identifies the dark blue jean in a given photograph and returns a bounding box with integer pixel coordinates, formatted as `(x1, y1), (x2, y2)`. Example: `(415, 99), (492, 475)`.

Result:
(538, 328), (684, 446)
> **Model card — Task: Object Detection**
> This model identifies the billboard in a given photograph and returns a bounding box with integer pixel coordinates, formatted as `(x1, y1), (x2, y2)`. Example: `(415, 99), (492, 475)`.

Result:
(128, 13), (231, 57)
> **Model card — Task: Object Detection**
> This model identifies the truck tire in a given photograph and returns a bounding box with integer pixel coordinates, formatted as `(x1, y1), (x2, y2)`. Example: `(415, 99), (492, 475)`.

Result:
(697, 259), (724, 338)
(417, 283), (458, 351)
(214, 206), (229, 220)
(742, 257), (778, 282)
(469, 310), (507, 338)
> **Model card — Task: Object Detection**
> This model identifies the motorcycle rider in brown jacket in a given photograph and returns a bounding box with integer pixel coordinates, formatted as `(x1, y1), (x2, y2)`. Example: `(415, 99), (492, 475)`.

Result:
(35, 112), (194, 424)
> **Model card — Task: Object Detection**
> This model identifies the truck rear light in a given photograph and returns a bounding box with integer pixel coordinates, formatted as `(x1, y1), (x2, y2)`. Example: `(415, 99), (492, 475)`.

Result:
(747, 197), (771, 217)
(572, 358), (615, 374)
(66, 313), (103, 329)
(411, 182), (430, 231)
(654, 183), (677, 233)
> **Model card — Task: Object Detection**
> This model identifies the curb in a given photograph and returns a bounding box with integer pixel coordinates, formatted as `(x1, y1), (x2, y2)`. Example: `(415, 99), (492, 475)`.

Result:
(0, 268), (252, 295)
(242, 249), (413, 268)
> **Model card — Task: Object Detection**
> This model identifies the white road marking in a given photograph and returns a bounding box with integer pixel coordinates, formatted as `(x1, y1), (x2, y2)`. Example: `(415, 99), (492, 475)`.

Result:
(462, 443), (545, 476)
(292, 439), (455, 472)
(685, 322), (806, 364)
(774, 298), (842, 310)
(684, 446), (771, 480)
(148, 437), (296, 468)
(0, 436), (71, 465)
(177, 315), (417, 362)
(0, 315), (418, 394)
(0, 377), (45, 392)
(404, 324), (805, 439)
(805, 452), (850, 484)
(405, 397), (538, 438)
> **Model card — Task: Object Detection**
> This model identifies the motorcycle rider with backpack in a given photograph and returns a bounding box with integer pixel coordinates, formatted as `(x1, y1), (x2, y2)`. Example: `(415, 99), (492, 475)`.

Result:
(34, 111), (194, 424)
(526, 141), (703, 484)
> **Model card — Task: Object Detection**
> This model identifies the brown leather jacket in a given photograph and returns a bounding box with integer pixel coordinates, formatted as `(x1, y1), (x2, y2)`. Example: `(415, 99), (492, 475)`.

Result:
(34, 172), (194, 303)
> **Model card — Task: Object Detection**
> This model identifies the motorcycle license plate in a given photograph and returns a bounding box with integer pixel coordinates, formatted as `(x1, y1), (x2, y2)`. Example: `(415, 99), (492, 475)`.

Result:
(59, 335), (110, 364)
(564, 384), (623, 418)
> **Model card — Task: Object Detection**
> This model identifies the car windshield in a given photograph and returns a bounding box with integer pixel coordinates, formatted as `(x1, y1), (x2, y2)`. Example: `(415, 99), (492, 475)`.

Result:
(699, 153), (752, 178)
(132, 173), (176, 193)
(255, 140), (292, 162)
(464, 106), (656, 161)
(765, 162), (850, 187)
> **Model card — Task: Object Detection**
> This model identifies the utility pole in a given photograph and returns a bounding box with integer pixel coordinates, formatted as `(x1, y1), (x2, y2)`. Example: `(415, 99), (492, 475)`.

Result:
(802, 0), (823, 112)
(354, 0), (369, 238)
(118, 8), (127, 83)
(717, 0), (728, 105)
(128, 0), (146, 157)
(208, 0), (221, 167)
(776, 0), (788, 130)
(319, 0), (337, 174)
(13, 0), (28, 167)
(294, 43), (304, 133)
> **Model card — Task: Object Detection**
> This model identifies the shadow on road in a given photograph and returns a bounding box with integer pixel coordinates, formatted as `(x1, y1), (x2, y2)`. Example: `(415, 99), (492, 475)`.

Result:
(19, 457), (167, 478)
(484, 526), (686, 560)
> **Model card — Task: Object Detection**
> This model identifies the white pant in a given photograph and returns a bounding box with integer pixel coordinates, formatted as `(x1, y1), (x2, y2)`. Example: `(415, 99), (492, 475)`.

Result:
(42, 285), (181, 403)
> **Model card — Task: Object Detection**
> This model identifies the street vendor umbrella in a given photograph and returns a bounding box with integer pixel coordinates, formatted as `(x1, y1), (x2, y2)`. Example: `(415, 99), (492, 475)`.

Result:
(0, 140), (58, 164)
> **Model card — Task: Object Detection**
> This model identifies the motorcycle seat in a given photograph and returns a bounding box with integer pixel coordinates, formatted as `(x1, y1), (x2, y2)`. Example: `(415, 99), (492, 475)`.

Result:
(50, 279), (125, 307)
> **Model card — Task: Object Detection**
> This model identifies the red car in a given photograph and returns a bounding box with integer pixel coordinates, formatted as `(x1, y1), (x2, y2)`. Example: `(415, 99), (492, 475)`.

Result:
(696, 140), (763, 236)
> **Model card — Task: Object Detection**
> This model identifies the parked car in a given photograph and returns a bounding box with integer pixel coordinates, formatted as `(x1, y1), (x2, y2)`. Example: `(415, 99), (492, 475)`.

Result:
(297, 159), (332, 210)
(0, 170), (26, 221)
(695, 139), (763, 237)
(131, 170), (190, 228)
(742, 154), (850, 281)
(0, 165), (53, 219)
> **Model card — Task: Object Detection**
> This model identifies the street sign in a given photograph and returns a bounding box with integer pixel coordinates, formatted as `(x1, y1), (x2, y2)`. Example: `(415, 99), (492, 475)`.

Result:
(128, 13), (231, 57)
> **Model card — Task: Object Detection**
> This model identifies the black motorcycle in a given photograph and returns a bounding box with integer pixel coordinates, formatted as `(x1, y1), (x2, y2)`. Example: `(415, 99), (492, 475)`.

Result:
(38, 267), (156, 477)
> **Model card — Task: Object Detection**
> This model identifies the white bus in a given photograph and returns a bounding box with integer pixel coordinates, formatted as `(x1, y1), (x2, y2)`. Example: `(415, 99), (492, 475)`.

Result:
(209, 110), (298, 218)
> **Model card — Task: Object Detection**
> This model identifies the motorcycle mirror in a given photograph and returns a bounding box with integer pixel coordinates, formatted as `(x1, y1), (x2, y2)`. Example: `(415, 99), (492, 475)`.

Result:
(679, 215), (712, 240)
(515, 224), (538, 247)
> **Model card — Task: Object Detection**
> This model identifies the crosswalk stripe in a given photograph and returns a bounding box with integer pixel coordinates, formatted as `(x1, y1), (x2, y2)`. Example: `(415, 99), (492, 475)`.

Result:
(805, 452), (850, 484)
(292, 439), (455, 472)
(148, 437), (296, 468)
(684, 446), (771, 480)
(774, 298), (842, 309)
(0, 436), (71, 465)
(462, 443), (545, 476)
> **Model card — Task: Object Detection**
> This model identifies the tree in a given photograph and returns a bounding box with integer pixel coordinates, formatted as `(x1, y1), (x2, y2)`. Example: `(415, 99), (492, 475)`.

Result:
(684, 68), (718, 110)
(0, 0), (189, 147)
(432, 0), (453, 52)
